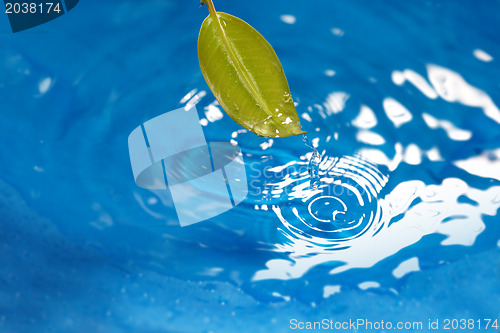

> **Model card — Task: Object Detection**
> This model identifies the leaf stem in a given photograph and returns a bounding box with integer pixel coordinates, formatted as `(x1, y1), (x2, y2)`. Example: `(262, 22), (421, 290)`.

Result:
(204, 0), (217, 16)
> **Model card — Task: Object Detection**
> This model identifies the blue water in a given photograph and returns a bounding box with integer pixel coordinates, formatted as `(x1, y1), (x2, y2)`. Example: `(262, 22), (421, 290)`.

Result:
(1, 0), (500, 332)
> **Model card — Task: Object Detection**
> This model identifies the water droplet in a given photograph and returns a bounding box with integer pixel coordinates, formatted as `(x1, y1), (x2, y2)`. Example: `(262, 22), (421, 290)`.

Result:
(303, 134), (321, 189)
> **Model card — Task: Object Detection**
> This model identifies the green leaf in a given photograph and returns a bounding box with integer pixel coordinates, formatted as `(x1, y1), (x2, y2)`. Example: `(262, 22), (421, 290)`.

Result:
(198, 2), (305, 137)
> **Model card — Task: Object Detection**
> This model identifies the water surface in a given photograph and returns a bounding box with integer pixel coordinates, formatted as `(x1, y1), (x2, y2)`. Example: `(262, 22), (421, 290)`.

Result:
(0, 0), (499, 332)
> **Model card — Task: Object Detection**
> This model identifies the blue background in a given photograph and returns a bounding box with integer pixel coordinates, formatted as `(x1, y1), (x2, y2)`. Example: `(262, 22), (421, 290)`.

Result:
(0, 0), (499, 332)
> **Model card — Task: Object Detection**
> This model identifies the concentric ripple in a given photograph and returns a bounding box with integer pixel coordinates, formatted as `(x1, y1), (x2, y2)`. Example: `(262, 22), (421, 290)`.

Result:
(270, 154), (389, 248)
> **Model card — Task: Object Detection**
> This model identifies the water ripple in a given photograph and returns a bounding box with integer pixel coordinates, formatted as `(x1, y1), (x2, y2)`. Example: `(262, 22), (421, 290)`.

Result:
(274, 154), (388, 245)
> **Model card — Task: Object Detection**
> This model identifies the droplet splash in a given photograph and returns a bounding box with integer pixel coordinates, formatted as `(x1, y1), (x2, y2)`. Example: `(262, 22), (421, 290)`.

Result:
(303, 134), (321, 190)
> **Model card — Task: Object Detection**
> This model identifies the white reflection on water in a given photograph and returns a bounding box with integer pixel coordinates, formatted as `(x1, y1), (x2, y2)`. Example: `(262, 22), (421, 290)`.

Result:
(250, 63), (500, 285)
(280, 14), (296, 25)
(180, 88), (198, 104)
(422, 113), (472, 141)
(356, 130), (385, 145)
(38, 77), (53, 95)
(455, 148), (500, 181)
(352, 105), (377, 129)
(427, 64), (500, 123)
(358, 281), (380, 290)
(254, 178), (500, 281)
(473, 49), (493, 62)
(392, 257), (419, 279)
(402, 143), (422, 165)
(392, 64), (500, 124)
(383, 98), (413, 128)
(324, 69), (336, 77)
(324, 92), (349, 115)
(392, 69), (438, 99)
(204, 102), (224, 122)
(135, 59), (499, 296)
(323, 285), (341, 298)
(184, 90), (206, 111)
